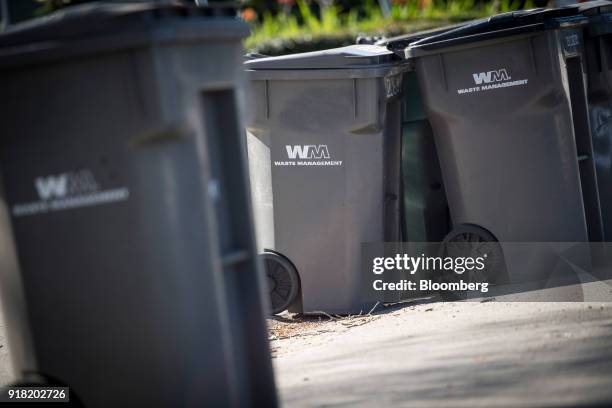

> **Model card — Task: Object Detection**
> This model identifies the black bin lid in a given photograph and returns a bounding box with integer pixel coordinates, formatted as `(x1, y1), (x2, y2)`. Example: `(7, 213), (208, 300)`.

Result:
(381, 23), (467, 56)
(408, 0), (612, 53)
(244, 44), (400, 70)
(0, 2), (246, 67)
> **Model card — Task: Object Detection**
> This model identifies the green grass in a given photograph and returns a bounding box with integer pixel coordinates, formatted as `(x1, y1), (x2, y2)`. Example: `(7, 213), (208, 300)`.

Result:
(245, 0), (535, 52)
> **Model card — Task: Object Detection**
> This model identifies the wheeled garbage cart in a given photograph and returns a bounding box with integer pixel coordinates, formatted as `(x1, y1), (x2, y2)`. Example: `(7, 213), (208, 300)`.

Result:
(406, 6), (605, 284)
(245, 45), (409, 314)
(0, 3), (277, 407)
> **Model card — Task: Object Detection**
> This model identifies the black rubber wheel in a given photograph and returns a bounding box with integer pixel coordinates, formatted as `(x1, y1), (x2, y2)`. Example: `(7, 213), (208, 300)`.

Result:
(261, 252), (300, 315)
(439, 224), (508, 300)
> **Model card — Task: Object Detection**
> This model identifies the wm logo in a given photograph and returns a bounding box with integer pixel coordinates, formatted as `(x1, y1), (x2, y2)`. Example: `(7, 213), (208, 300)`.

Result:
(35, 174), (68, 200)
(286, 145), (331, 159)
(472, 69), (511, 85)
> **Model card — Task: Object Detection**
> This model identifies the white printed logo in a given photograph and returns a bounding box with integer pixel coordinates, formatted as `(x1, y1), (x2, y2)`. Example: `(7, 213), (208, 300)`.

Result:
(565, 34), (579, 48)
(457, 67), (528, 95)
(384, 74), (403, 98)
(35, 175), (68, 200)
(286, 145), (331, 160)
(275, 145), (342, 167)
(13, 169), (129, 217)
(34, 170), (98, 200)
(472, 69), (511, 85)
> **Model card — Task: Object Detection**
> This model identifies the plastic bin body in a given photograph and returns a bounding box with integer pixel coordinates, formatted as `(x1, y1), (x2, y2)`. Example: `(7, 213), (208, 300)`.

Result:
(375, 28), (455, 244)
(584, 6), (612, 241)
(400, 72), (449, 243)
(0, 4), (276, 407)
(408, 15), (599, 281)
(245, 46), (407, 313)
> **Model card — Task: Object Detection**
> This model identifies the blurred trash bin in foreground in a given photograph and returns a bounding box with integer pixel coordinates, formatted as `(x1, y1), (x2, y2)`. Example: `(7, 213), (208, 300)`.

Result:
(0, 2), (277, 407)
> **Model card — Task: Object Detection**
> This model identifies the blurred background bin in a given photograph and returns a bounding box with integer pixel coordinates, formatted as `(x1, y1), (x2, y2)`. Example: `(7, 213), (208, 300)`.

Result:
(376, 30), (452, 245)
(399, 69), (449, 244)
(405, 6), (604, 284)
(245, 45), (408, 314)
(0, 3), (277, 407)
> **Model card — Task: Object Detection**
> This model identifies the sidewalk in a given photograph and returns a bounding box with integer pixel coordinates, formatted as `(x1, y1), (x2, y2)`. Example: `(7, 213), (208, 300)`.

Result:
(271, 300), (612, 407)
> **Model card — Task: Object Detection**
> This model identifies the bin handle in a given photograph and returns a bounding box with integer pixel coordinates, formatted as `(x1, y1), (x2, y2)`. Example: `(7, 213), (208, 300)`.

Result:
(587, 14), (612, 37)
(244, 53), (269, 60)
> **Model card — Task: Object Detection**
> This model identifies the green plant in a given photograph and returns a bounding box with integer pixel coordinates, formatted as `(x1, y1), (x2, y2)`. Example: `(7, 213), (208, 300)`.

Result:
(246, 0), (520, 52)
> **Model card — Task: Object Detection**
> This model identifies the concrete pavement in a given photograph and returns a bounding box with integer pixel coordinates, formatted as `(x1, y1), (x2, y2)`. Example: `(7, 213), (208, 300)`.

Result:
(272, 301), (612, 407)
(0, 293), (611, 407)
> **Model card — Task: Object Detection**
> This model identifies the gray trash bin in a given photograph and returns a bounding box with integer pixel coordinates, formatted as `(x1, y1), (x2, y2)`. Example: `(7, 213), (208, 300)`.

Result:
(244, 45), (409, 314)
(405, 6), (605, 283)
(0, 3), (277, 407)
(583, 3), (612, 241)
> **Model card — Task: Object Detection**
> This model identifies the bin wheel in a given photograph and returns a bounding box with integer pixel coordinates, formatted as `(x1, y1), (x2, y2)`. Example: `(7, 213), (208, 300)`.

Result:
(261, 252), (299, 315)
(439, 224), (508, 300)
